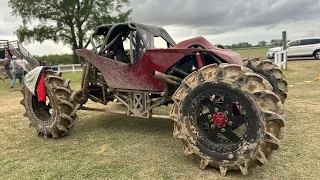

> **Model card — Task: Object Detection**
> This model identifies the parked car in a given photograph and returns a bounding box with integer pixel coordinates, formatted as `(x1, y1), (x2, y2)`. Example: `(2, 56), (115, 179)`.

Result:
(267, 37), (320, 59)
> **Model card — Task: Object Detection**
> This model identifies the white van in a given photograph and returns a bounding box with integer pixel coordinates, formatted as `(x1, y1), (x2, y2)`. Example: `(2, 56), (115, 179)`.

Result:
(267, 37), (320, 59)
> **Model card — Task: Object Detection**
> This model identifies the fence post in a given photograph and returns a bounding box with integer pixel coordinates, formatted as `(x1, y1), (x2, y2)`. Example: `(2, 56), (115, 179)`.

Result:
(282, 31), (287, 68)
(274, 51), (287, 70)
(279, 52), (282, 69)
(72, 65), (75, 73)
(274, 53), (278, 67)
(283, 51), (287, 69)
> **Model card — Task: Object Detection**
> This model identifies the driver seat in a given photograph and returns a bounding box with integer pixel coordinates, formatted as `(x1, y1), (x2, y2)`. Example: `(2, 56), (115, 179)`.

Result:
(113, 39), (130, 64)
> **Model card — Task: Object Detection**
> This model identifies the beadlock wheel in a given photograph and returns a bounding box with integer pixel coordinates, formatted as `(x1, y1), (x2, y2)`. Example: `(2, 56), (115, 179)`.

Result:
(169, 64), (285, 176)
(23, 70), (78, 138)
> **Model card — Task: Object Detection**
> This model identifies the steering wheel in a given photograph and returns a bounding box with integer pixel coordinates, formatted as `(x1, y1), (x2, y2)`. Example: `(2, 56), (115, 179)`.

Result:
(187, 43), (208, 49)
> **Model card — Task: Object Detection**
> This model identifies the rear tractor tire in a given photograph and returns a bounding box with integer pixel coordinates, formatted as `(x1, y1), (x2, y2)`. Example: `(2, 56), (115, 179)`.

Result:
(24, 70), (79, 138)
(170, 64), (285, 176)
(243, 58), (288, 103)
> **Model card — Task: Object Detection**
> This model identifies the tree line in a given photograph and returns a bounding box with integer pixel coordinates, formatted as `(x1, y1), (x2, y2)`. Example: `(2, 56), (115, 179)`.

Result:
(225, 39), (289, 49)
(34, 54), (74, 65)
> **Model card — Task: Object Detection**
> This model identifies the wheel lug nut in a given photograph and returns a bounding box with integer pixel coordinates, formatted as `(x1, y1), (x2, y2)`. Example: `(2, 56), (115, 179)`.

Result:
(224, 111), (229, 115)
(214, 108), (218, 112)
(208, 115), (212, 119)
(221, 128), (225, 132)
(211, 125), (215, 129)
(228, 121), (233, 126)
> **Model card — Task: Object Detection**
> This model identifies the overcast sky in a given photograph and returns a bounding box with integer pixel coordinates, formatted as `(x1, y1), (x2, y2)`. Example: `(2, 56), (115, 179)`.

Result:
(1, 0), (320, 55)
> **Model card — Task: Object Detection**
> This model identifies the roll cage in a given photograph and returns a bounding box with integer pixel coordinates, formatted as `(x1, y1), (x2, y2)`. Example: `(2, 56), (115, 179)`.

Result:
(83, 22), (176, 64)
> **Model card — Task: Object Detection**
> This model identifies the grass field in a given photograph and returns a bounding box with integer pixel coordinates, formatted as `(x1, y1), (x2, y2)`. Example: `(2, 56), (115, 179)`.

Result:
(232, 47), (270, 58)
(1, 60), (320, 179)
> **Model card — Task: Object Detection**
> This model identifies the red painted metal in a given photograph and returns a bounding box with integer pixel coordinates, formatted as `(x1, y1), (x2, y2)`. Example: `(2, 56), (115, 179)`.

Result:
(174, 36), (217, 49)
(173, 36), (242, 65)
(212, 112), (228, 128)
(76, 49), (167, 91)
(76, 36), (242, 91)
(196, 52), (204, 68)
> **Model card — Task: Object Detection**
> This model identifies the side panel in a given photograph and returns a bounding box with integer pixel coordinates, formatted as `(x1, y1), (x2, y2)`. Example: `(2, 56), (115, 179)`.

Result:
(147, 48), (243, 69)
(147, 49), (190, 71)
(75, 49), (166, 91)
(75, 46), (242, 91)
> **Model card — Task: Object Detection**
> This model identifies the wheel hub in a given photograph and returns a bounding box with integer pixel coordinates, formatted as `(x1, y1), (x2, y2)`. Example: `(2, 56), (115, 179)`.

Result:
(212, 112), (228, 128)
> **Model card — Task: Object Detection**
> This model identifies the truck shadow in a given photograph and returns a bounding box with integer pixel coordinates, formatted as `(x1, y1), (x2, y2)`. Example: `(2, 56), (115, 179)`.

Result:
(77, 112), (174, 136)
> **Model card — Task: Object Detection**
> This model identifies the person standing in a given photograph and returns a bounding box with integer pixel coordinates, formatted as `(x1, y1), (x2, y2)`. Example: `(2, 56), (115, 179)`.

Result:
(10, 56), (24, 88)
(17, 55), (29, 75)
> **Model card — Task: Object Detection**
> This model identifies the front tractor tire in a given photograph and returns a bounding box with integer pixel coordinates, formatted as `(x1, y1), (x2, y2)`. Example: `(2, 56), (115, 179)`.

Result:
(170, 64), (285, 176)
(243, 58), (288, 103)
(24, 70), (78, 138)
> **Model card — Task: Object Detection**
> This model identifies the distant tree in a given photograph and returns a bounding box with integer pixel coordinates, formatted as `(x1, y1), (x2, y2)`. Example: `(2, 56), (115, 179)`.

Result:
(237, 42), (252, 48)
(270, 39), (276, 46)
(9, 0), (132, 63)
(270, 39), (282, 46)
(258, 41), (267, 46)
(231, 44), (239, 48)
(34, 54), (73, 65)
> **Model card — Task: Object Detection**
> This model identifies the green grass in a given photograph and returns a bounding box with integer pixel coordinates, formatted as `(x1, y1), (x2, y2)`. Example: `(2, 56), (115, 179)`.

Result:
(61, 71), (83, 89)
(1, 63), (320, 179)
(232, 47), (270, 58)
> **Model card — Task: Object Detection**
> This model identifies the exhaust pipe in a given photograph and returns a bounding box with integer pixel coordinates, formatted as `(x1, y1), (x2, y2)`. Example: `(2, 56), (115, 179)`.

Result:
(153, 71), (182, 86)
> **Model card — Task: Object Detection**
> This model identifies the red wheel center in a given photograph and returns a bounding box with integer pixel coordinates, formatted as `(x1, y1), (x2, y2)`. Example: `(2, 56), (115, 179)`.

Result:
(212, 112), (228, 128)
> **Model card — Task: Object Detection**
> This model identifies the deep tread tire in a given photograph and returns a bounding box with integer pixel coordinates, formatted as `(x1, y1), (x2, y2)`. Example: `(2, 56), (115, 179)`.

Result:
(169, 64), (285, 176)
(24, 70), (78, 138)
(243, 58), (288, 103)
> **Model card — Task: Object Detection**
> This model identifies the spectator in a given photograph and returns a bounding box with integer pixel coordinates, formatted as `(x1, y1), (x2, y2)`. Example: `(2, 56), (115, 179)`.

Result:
(10, 56), (24, 88)
(39, 59), (47, 66)
(17, 55), (29, 75)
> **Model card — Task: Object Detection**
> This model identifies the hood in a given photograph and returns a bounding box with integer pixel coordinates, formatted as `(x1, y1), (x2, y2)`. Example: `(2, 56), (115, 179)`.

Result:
(268, 47), (282, 52)
(173, 36), (243, 65)
(173, 36), (217, 49)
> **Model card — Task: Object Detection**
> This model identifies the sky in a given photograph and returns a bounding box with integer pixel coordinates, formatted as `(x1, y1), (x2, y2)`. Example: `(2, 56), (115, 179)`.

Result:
(1, 0), (320, 55)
